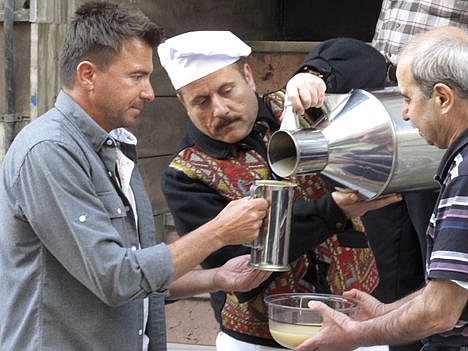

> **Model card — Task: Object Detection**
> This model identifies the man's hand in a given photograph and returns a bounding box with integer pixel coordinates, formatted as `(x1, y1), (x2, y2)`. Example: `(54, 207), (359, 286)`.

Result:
(343, 289), (386, 321)
(331, 188), (402, 218)
(213, 255), (272, 292)
(212, 197), (269, 246)
(294, 301), (359, 351)
(286, 72), (327, 115)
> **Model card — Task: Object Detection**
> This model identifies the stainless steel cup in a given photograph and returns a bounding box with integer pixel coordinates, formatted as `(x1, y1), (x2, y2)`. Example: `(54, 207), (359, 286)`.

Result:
(247, 180), (297, 271)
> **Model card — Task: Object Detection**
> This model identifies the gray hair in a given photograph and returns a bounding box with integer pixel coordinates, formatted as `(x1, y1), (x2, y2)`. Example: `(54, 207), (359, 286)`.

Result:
(405, 30), (468, 99)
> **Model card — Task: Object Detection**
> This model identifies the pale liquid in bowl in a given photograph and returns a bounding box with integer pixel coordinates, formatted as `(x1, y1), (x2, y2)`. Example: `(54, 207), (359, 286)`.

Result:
(269, 320), (322, 349)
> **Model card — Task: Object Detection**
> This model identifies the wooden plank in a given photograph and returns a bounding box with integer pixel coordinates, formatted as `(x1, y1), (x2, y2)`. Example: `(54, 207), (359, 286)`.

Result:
(30, 0), (73, 23)
(30, 23), (67, 118)
(248, 52), (307, 94)
(138, 0), (281, 40)
(0, 23), (31, 116)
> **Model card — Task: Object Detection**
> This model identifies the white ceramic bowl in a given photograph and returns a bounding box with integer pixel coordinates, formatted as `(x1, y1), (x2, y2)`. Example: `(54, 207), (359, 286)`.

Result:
(264, 293), (356, 349)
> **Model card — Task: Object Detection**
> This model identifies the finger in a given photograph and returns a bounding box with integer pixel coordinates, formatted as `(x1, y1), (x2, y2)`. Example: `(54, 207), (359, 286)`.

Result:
(334, 186), (357, 193)
(316, 91), (325, 108)
(368, 193), (402, 209)
(247, 197), (269, 210)
(371, 193), (402, 201)
(259, 270), (272, 280)
(236, 254), (251, 265)
(343, 192), (360, 204)
(342, 289), (362, 303)
(303, 88), (323, 109)
(288, 93), (306, 116)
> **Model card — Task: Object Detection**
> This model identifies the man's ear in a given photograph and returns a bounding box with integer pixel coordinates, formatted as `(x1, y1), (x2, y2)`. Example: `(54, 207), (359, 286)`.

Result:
(76, 61), (97, 91)
(176, 92), (186, 108)
(243, 63), (257, 91)
(433, 82), (454, 115)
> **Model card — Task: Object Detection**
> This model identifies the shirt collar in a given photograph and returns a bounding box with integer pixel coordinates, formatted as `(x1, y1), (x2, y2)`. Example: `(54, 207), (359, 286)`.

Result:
(436, 128), (468, 183)
(109, 128), (138, 162)
(55, 90), (110, 153)
(54, 91), (138, 162)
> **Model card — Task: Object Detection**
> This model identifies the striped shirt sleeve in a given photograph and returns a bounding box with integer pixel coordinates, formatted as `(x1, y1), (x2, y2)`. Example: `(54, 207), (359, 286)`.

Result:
(427, 153), (468, 284)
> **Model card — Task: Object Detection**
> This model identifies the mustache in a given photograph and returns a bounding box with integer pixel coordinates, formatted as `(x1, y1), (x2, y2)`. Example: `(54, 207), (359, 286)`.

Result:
(214, 116), (241, 132)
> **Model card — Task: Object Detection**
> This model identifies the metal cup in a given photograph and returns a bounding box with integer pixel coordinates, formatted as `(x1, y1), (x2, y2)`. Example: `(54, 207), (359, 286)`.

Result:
(247, 180), (297, 271)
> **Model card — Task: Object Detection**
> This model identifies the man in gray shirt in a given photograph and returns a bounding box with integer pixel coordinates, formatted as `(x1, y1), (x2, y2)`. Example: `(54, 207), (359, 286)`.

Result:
(0, 3), (269, 350)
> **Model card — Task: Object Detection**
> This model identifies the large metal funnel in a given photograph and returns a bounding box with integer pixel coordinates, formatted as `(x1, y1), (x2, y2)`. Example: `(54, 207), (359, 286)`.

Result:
(267, 88), (444, 199)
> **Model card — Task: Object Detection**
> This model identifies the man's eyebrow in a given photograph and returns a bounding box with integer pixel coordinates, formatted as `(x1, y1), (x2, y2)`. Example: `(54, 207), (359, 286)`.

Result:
(188, 93), (208, 105)
(130, 68), (152, 75)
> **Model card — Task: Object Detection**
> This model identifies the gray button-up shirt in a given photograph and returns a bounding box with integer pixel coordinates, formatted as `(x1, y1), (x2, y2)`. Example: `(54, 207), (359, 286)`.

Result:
(0, 91), (173, 350)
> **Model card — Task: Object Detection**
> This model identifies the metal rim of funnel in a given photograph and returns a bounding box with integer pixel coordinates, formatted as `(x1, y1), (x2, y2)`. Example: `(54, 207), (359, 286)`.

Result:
(268, 129), (329, 178)
(361, 89), (399, 199)
(267, 129), (300, 178)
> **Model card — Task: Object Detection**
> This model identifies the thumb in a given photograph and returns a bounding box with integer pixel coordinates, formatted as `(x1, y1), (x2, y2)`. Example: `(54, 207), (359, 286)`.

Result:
(343, 289), (360, 301)
(307, 301), (330, 319)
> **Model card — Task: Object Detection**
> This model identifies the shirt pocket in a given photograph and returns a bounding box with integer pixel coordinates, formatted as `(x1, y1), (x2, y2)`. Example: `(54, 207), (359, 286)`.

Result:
(97, 190), (131, 239)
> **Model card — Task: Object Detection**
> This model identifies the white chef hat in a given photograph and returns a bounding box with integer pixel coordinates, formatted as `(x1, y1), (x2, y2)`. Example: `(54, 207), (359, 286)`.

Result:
(157, 31), (252, 90)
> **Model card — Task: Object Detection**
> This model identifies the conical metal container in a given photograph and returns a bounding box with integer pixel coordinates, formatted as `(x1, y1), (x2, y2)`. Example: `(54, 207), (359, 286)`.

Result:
(267, 88), (444, 199)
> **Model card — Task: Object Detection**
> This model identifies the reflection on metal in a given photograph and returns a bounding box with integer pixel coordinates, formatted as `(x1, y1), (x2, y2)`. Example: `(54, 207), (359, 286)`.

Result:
(279, 96), (300, 131)
(268, 88), (444, 199)
(247, 180), (296, 272)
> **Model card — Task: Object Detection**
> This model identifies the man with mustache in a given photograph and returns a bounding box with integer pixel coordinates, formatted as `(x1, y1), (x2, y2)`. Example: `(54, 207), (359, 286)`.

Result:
(158, 30), (401, 351)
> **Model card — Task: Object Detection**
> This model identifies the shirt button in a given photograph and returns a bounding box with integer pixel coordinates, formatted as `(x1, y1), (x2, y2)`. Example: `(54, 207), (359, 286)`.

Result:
(106, 139), (114, 146)
(117, 208), (122, 214)
(131, 246), (137, 251)
(336, 222), (343, 229)
(138, 329), (143, 336)
(79, 215), (87, 223)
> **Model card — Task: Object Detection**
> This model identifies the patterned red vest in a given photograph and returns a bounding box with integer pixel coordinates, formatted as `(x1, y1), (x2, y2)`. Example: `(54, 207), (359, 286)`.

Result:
(169, 90), (379, 340)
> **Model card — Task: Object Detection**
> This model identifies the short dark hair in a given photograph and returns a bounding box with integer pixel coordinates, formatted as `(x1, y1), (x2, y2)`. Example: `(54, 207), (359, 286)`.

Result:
(60, 2), (163, 88)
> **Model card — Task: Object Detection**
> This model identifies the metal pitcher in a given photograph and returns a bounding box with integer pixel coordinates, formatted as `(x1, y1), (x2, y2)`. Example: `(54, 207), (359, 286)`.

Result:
(267, 87), (444, 199)
(247, 180), (297, 271)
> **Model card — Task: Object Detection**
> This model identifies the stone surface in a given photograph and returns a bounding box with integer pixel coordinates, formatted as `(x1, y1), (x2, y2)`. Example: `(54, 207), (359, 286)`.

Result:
(166, 298), (219, 346)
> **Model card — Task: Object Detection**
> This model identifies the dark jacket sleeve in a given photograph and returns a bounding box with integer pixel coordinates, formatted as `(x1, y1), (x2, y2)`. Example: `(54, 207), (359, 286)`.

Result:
(295, 37), (387, 93)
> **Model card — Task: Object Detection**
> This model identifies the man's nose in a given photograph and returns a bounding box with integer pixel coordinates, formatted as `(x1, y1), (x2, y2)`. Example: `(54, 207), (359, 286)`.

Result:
(212, 95), (229, 116)
(401, 104), (410, 121)
(141, 80), (155, 102)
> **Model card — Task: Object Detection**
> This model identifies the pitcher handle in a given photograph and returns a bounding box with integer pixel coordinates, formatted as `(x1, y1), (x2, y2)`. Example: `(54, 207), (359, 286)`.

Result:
(249, 182), (264, 199)
(243, 183), (265, 248)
